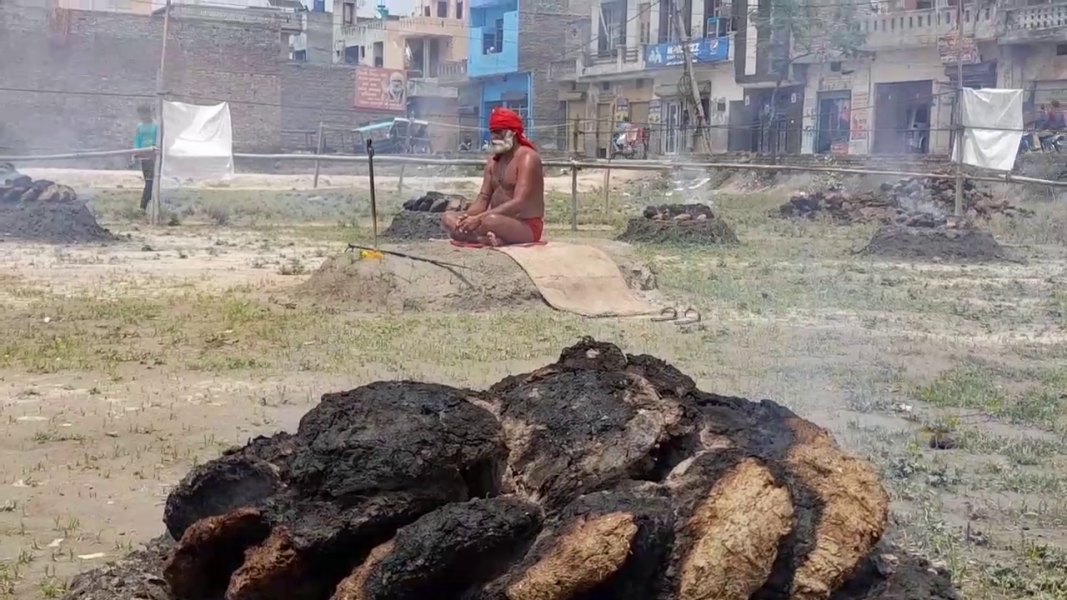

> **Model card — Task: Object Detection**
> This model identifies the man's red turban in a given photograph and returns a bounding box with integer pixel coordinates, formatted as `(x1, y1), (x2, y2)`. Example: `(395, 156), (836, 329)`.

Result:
(488, 108), (536, 155)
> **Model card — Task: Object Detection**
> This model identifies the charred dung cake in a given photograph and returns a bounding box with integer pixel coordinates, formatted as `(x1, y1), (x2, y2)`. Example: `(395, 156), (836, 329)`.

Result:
(0, 172), (113, 243)
(618, 204), (739, 245)
(382, 192), (470, 241)
(778, 177), (1030, 225)
(65, 339), (959, 600)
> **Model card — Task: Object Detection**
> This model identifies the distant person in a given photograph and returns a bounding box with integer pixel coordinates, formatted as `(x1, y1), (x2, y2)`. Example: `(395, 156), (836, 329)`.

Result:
(1047, 100), (1065, 131)
(132, 104), (159, 212)
(441, 108), (545, 246)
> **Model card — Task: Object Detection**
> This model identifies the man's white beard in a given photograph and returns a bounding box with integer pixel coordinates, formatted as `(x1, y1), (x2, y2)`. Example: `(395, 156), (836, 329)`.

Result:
(489, 132), (515, 155)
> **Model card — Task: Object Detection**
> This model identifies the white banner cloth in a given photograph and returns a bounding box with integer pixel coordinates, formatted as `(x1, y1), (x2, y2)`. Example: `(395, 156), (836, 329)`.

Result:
(952, 88), (1024, 172)
(161, 101), (235, 184)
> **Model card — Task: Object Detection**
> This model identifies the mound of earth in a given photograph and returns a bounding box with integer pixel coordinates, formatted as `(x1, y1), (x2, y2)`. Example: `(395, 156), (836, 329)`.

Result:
(0, 174), (113, 243)
(297, 243), (543, 312)
(618, 203), (739, 245)
(61, 338), (959, 600)
(382, 211), (448, 241)
(859, 223), (1006, 262)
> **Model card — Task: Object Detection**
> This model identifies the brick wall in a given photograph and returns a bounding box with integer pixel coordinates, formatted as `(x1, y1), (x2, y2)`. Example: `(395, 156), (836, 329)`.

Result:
(0, 4), (462, 155)
(517, 10), (587, 150)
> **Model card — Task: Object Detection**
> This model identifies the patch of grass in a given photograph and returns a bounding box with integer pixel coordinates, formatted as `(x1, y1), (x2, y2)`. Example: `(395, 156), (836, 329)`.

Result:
(915, 366), (1066, 433)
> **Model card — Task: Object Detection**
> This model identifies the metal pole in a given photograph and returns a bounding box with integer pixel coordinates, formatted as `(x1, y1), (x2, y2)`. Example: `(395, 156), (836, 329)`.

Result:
(312, 121), (324, 189)
(366, 139), (379, 249)
(954, 0), (964, 217)
(150, 0), (171, 226)
(570, 164), (578, 231)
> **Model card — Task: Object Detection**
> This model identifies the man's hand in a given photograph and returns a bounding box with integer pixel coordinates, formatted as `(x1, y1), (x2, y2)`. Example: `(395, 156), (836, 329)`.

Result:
(457, 213), (483, 234)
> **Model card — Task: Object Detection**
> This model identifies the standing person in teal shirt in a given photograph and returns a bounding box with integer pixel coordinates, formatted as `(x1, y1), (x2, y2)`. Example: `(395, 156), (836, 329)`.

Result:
(133, 104), (159, 212)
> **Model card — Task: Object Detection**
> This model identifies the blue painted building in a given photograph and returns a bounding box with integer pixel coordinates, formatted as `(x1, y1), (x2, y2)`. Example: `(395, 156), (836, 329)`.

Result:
(458, 0), (587, 146)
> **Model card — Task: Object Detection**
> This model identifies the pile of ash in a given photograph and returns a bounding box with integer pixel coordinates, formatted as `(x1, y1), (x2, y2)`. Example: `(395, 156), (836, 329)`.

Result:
(383, 191), (470, 241)
(779, 177), (1031, 224)
(0, 168), (114, 244)
(62, 338), (960, 600)
(617, 203), (739, 245)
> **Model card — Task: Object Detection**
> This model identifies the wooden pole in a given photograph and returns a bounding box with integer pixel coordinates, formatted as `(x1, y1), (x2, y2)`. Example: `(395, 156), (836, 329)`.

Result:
(602, 153), (611, 213)
(397, 164), (405, 193)
(570, 164), (578, 231)
(150, 0), (171, 226)
(312, 121), (324, 189)
(366, 139), (379, 249)
(953, 0), (965, 217)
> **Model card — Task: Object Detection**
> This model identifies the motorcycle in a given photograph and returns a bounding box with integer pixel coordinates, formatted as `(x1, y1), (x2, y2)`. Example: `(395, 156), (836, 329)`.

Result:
(610, 130), (640, 159)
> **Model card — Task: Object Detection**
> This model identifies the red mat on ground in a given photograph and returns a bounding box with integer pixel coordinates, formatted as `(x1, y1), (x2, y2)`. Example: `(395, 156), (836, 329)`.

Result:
(450, 240), (548, 249)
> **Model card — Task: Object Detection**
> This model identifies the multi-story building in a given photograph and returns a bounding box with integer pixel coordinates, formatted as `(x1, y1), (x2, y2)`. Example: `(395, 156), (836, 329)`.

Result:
(548, 0), (778, 155)
(331, 0), (469, 147)
(548, 0), (1067, 158)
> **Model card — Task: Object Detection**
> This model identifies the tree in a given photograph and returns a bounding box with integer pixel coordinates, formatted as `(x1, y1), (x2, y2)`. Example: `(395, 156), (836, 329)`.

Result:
(748, 0), (867, 154)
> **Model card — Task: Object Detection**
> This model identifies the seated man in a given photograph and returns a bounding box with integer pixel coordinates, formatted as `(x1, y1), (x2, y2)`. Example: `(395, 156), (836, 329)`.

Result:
(442, 108), (545, 246)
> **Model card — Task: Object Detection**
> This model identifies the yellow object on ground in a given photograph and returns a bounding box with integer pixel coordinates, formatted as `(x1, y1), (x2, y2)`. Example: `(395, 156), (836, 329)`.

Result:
(493, 242), (657, 318)
(359, 249), (385, 261)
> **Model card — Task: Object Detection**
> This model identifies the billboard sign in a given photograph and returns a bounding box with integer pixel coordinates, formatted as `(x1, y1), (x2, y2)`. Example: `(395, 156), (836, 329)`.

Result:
(645, 37), (729, 69)
(355, 67), (407, 112)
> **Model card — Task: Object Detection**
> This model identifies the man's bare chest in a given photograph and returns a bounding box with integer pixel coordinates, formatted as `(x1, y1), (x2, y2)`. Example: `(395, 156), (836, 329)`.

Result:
(491, 159), (517, 190)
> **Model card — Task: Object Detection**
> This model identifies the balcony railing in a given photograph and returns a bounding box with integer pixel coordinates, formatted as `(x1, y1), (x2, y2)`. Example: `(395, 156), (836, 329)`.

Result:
(438, 59), (468, 84)
(1003, 2), (1067, 37)
(855, 5), (996, 49)
(575, 45), (645, 78)
(407, 77), (460, 98)
(357, 15), (466, 33)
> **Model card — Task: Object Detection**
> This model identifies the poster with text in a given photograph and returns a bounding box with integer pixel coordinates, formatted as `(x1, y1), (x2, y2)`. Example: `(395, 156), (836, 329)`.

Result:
(355, 67), (407, 112)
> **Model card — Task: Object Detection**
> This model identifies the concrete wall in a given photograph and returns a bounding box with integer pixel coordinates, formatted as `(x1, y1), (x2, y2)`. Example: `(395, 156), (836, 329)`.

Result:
(303, 11), (336, 63)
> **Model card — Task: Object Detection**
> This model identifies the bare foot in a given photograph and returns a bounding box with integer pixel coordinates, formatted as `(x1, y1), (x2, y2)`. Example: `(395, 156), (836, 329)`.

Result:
(486, 232), (505, 247)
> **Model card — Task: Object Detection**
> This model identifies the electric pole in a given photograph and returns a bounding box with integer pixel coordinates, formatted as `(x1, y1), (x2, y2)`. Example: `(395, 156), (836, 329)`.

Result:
(953, 0), (964, 217)
(671, 0), (713, 153)
(151, 0), (171, 226)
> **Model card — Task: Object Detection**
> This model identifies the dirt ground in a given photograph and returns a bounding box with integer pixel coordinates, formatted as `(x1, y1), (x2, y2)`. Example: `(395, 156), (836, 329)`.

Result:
(0, 168), (1065, 599)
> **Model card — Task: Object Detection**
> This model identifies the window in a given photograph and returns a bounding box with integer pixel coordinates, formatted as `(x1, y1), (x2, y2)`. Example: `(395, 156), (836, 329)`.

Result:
(344, 45), (361, 64)
(457, 1), (463, 19)
(600, 82), (611, 91)
(495, 18), (504, 47)
(424, 6), (430, 15)
(437, 1), (447, 17)
(373, 41), (384, 67)
(293, 49), (307, 62)
(342, 1), (354, 25)
(1058, 44), (1067, 56)
(830, 61), (842, 72)
(598, 1), (624, 55)
(638, 2), (651, 44)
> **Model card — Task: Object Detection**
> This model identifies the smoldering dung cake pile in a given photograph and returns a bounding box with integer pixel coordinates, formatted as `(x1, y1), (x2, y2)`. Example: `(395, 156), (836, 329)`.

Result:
(0, 168), (113, 244)
(63, 339), (959, 600)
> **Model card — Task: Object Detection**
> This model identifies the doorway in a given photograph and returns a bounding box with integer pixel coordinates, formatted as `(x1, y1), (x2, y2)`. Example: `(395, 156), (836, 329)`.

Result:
(872, 80), (933, 155)
(663, 101), (681, 154)
(815, 91), (851, 154)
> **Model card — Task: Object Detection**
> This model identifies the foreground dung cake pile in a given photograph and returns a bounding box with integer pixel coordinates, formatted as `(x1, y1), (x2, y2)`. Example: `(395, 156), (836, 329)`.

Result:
(60, 338), (954, 600)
